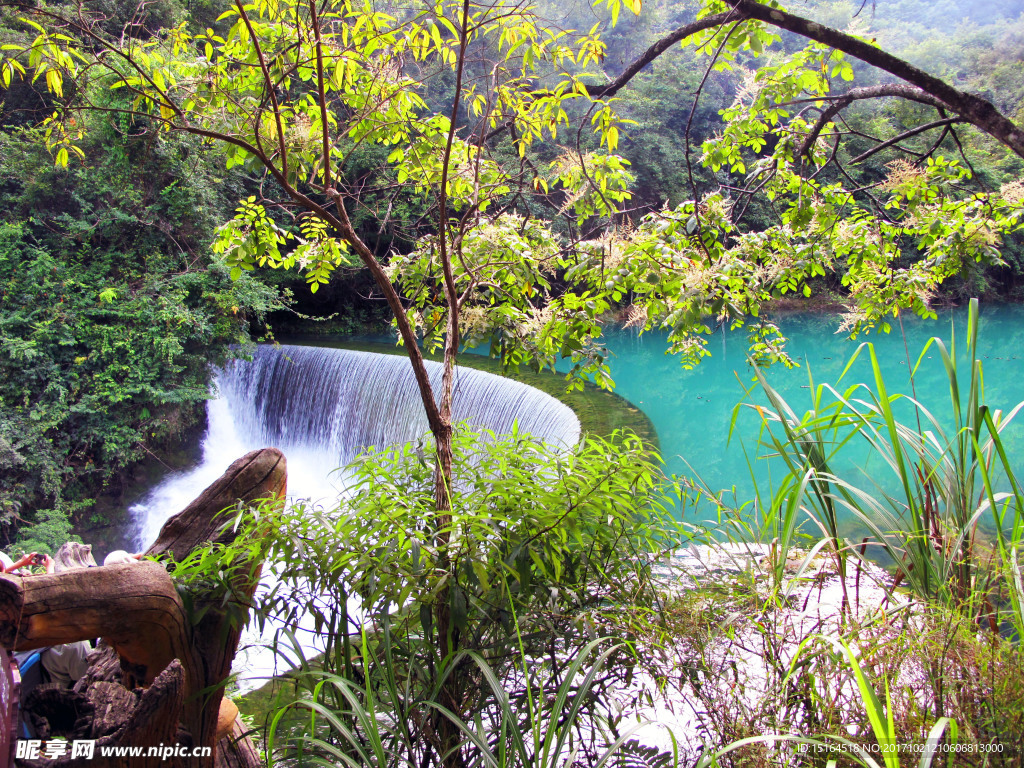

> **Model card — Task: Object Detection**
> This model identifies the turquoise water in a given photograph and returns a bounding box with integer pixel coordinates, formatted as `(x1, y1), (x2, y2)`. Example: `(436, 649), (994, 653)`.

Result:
(554, 304), (1024, 533)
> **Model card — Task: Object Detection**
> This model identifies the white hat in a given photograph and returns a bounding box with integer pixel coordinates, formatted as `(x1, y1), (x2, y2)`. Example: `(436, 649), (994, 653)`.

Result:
(103, 550), (137, 566)
(0, 552), (13, 572)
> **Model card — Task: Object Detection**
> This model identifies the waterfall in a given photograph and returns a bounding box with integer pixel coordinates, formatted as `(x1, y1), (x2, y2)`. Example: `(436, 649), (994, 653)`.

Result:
(216, 344), (581, 482)
(133, 344), (581, 544)
(128, 345), (581, 688)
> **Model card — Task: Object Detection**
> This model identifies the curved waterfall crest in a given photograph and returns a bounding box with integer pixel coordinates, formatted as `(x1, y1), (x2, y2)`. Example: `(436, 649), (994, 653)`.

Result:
(133, 343), (580, 548)
(217, 344), (582, 467)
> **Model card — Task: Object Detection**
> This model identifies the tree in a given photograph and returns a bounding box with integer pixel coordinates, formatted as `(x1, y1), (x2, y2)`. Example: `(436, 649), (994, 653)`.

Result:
(2, 0), (1024, 760)
(0, 1), (637, 761)
(0, 117), (283, 547)
(4, 0), (1023, 473)
(258, 428), (676, 767)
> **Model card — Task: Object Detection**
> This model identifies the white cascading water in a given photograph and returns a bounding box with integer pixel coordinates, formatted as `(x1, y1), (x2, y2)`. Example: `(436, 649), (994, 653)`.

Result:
(129, 344), (581, 688)
(215, 344), (581, 489)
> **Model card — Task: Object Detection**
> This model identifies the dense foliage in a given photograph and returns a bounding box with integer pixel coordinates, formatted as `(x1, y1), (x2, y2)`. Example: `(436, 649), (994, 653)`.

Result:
(0, 105), (282, 551)
(0, 0), (1023, 763)
(234, 427), (681, 765)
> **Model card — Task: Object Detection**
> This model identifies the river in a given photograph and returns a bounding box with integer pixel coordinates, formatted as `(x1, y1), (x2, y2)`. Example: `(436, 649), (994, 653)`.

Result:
(80, 301), (1024, 686)
(584, 304), (1024, 537)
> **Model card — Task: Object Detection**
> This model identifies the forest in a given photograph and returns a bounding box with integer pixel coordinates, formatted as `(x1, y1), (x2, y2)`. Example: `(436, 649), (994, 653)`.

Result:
(1, 0), (1022, 548)
(1, 0), (1024, 764)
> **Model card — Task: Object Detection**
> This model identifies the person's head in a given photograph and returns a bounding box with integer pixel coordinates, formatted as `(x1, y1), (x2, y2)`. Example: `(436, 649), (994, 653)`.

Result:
(54, 542), (97, 572)
(0, 552), (13, 573)
(103, 550), (138, 566)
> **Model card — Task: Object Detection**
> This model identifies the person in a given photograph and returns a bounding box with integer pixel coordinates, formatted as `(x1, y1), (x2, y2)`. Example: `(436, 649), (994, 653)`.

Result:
(0, 551), (55, 574)
(52, 542), (97, 571)
(39, 543), (96, 688)
(5, 544), (89, 738)
(39, 643), (90, 689)
(102, 550), (143, 566)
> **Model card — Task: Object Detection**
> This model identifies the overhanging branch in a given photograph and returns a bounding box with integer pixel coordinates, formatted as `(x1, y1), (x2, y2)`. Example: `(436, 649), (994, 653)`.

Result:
(722, 0), (1024, 158)
(596, 0), (1024, 159)
(588, 10), (737, 99)
(797, 84), (952, 158)
(850, 116), (964, 164)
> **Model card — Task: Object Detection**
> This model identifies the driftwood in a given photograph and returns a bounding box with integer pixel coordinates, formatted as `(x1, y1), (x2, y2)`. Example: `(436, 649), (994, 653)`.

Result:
(2, 648), (16, 768)
(0, 448), (286, 768)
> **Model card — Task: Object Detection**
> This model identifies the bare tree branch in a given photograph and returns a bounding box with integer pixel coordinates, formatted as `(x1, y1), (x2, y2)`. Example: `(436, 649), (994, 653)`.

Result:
(590, 0), (1024, 158)
(234, 1), (289, 179)
(309, 0), (333, 190)
(850, 116), (964, 164)
(588, 11), (737, 99)
(722, 0), (1024, 158)
(797, 84), (952, 158)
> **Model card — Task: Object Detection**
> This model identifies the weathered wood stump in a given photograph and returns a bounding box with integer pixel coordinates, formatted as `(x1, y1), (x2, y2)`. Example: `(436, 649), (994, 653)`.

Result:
(0, 448), (286, 767)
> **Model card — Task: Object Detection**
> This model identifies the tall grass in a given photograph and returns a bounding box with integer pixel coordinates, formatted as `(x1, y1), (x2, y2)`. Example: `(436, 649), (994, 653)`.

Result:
(264, 632), (649, 767)
(692, 633), (960, 768)
(255, 300), (1024, 766)
(749, 299), (1024, 631)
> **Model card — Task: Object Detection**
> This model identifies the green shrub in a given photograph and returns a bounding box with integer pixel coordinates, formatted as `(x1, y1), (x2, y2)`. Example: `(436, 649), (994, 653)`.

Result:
(254, 427), (681, 766)
(0, 120), (284, 546)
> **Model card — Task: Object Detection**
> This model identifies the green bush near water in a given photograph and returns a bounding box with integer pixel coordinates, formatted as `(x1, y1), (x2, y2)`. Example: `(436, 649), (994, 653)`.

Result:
(0, 123), (284, 551)
(231, 427), (681, 766)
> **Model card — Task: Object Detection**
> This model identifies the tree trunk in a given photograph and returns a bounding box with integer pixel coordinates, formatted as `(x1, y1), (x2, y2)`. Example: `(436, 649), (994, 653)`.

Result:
(0, 448), (286, 768)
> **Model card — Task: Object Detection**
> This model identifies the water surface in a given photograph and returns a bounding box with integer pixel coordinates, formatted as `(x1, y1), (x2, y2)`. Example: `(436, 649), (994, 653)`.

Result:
(584, 304), (1024, 535)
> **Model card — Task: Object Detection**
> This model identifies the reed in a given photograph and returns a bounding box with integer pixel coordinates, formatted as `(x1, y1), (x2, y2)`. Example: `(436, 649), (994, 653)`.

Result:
(749, 299), (1024, 629)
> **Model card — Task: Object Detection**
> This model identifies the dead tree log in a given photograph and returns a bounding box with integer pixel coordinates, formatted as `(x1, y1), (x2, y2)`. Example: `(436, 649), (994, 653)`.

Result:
(0, 448), (286, 768)
(1, 562), (192, 687)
